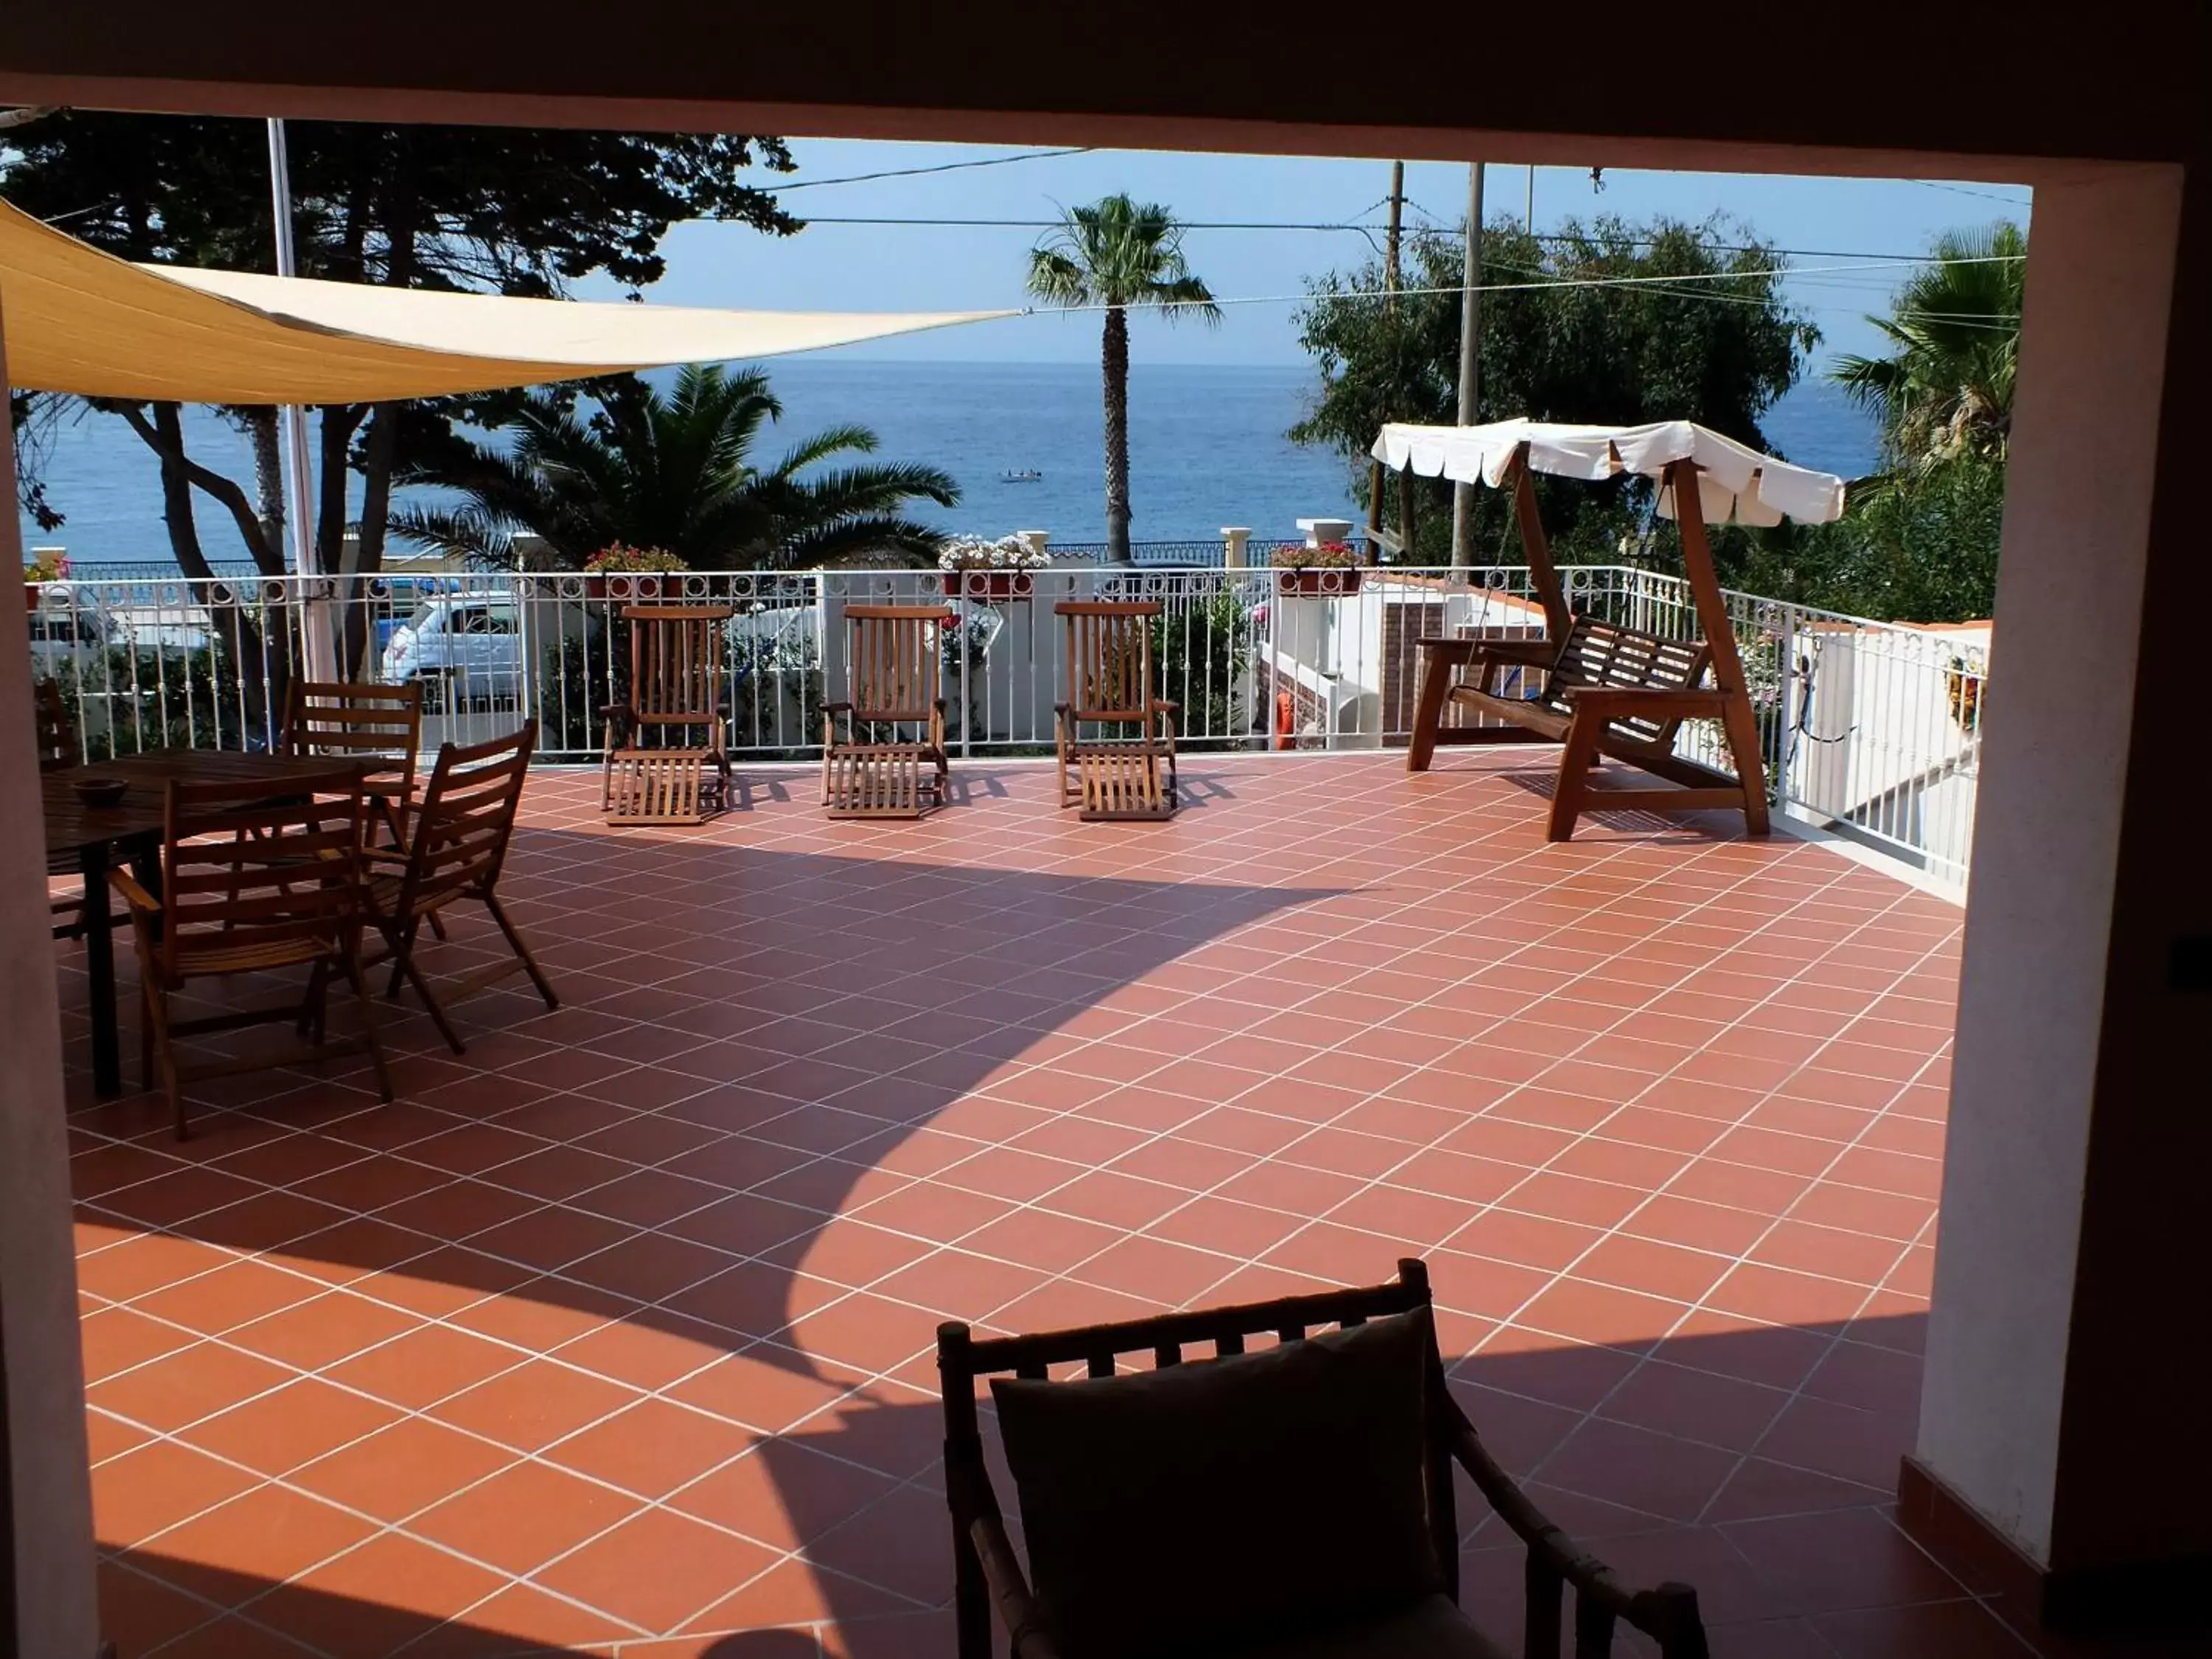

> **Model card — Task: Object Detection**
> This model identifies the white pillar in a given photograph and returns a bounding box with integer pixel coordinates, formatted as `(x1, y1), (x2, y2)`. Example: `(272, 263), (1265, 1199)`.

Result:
(1917, 164), (2184, 1568)
(1220, 527), (1251, 569)
(0, 288), (103, 1659)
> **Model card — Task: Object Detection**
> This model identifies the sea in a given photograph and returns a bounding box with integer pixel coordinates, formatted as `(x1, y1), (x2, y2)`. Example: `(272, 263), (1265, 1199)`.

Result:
(15, 361), (1880, 568)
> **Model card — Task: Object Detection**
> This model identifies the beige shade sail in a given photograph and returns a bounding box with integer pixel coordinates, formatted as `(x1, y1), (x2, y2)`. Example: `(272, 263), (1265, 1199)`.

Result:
(0, 197), (1017, 403)
(1372, 417), (1848, 526)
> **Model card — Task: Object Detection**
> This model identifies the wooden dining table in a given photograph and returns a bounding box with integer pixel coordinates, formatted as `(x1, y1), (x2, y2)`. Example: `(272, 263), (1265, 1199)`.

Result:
(42, 749), (381, 1099)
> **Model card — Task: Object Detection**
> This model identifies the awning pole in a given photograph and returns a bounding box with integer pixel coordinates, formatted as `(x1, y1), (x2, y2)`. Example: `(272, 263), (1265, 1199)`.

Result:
(267, 118), (335, 682)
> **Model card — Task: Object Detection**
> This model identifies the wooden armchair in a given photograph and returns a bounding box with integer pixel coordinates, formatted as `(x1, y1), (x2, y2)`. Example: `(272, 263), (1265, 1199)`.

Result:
(282, 678), (423, 848)
(939, 1259), (1708, 1659)
(111, 766), (393, 1140)
(364, 721), (557, 1055)
(821, 602), (953, 818)
(601, 603), (735, 824)
(33, 677), (111, 943)
(1053, 600), (1177, 821)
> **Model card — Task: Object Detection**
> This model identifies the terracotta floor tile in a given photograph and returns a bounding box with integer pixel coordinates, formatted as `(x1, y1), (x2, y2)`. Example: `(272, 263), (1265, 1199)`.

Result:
(667, 1440), (897, 1551)
(91, 1439), (262, 1545)
(181, 1377), (401, 1476)
(1813, 1598), (2039, 1658)
(534, 1505), (779, 1633)
(1517, 1277), (1688, 1349)
(1600, 1357), (1790, 1454)
(664, 1348), (866, 1436)
(1722, 1506), (1966, 1616)
(1444, 1208), (1607, 1273)
(291, 1416), (517, 1523)
(402, 1581), (639, 1655)
(410, 1457), (642, 1575)
(1573, 1234), (1735, 1304)
(543, 1397), (757, 1498)
(225, 1292), (424, 1371)
(428, 1357), (642, 1452)
(88, 1342), (296, 1433)
(137, 1484), (379, 1607)
(1144, 1195), (1300, 1258)
(777, 1293), (942, 1373)
(130, 1259), (324, 1337)
(257, 1532), (517, 1658)
(78, 1306), (198, 1382)
(325, 1323), (525, 1410)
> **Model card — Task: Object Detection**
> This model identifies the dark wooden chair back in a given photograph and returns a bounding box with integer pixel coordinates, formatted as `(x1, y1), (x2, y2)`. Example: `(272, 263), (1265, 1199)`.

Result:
(33, 678), (77, 771)
(939, 1258), (1710, 1659)
(393, 722), (535, 917)
(845, 604), (948, 723)
(283, 680), (422, 833)
(1057, 600), (1161, 722)
(623, 604), (728, 737)
(1545, 617), (1711, 744)
(151, 765), (372, 984)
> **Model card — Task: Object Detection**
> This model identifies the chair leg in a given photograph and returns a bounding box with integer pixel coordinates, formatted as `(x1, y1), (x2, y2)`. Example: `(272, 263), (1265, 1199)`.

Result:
(347, 943), (397, 1103)
(383, 917), (420, 1001)
(1548, 712), (1604, 841)
(951, 1520), (991, 1659)
(484, 893), (560, 1012)
(145, 984), (186, 1141)
(1406, 650), (1458, 772)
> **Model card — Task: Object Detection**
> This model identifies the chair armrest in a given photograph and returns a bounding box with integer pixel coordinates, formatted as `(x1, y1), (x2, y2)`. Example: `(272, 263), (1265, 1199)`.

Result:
(1414, 637), (1480, 664)
(1449, 1416), (1705, 1649)
(1562, 686), (1730, 720)
(597, 702), (636, 720)
(1467, 638), (1559, 667)
(968, 1512), (1062, 1659)
(108, 870), (161, 915)
(823, 700), (855, 714)
(1152, 699), (1180, 715)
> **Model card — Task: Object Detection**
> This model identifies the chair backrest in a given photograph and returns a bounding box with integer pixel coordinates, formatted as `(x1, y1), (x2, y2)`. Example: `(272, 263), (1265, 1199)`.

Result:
(938, 1258), (1455, 1592)
(844, 604), (947, 723)
(1056, 600), (1161, 722)
(153, 765), (371, 980)
(397, 721), (536, 914)
(1548, 617), (1712, 742)
(32, 678), (77, 771)
(622, 605), (732, 734)
(284, 679), (422, 791)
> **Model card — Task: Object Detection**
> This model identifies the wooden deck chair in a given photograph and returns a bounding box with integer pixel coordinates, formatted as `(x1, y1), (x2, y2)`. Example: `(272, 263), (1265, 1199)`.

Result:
(33, 676), (116, 944)
(366, 721), (557, 1054)
(1405, 450), (1770, 841)
(283, 679), (422, 849)
(601, 603), (734, 824)
(109, 765), (393, 1140)
(1054, 600), (1178, 821)
(821, 603), (951, 819)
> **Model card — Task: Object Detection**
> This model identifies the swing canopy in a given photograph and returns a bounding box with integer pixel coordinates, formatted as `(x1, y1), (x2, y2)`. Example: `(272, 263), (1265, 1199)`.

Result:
(1371, 418), (1848, 528)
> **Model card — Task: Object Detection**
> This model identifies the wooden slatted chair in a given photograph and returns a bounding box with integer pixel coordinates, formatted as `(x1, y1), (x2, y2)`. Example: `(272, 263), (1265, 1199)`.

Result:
(364, 720), (557, 1054)
(602, 603), (734, 824)
(109, 765), (393, 1140)
(282, 679), (424, 848)
(1054, 600), (1178, 822)
(33, 676), (110, 943)
(939, 1259), (1709, 1659)
(821, 603), (952, 819)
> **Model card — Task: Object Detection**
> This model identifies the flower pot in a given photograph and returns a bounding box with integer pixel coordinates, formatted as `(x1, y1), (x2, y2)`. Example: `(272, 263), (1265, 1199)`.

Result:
(942, 570), (1033, 603)
(1276, 568), (1363, 598)
(1947, 668), (1983, 731)
(24, 584), (39, 613)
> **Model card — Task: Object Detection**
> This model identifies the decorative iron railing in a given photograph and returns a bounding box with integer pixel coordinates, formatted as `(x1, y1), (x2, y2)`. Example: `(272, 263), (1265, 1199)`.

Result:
(26, 560), (1985, 888)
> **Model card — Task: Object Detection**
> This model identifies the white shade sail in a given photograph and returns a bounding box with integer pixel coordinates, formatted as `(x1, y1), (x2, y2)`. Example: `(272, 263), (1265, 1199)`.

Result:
(1371, 417), (1848, 526)
(0, 197), (1015, 403)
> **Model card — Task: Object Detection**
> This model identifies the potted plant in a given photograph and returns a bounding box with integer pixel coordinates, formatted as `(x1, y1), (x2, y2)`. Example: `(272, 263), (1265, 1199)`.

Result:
(1272, 540), (1363, 597)
(1947, 654), (1984, 732)
(582, 543), (686, 601)
(24, 549), (66, 613)
(938, 535), (1047, 602)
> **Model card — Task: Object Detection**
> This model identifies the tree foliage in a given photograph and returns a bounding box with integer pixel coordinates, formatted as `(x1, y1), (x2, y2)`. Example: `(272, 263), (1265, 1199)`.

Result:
(1, 112), (798, 577)
(1292, 215), (1819, 562)
(1027, 196), (1219, 563)
(1832, 222), (2023, 473)
(393, 365), (961, 571)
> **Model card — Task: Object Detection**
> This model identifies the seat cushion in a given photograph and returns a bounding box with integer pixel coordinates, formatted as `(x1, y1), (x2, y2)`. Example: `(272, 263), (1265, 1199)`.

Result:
(990, 1308), (1444, 1659)
(1228, 1596), (1510, 1659)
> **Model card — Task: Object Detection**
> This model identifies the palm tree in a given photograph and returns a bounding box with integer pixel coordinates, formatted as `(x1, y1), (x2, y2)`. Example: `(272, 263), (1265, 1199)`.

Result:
(1832, 222), (2025, 473)
(1028, 196), (1220, 563)
(393, 364), (960, 568)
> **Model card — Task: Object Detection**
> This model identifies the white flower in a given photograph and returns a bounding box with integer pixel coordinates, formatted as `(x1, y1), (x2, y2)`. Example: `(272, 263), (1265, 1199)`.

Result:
(937, 535), (1049, 572)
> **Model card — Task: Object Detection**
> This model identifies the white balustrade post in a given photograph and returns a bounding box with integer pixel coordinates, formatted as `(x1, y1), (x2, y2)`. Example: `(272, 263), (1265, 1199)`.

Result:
(1221, 527), (1251, 570)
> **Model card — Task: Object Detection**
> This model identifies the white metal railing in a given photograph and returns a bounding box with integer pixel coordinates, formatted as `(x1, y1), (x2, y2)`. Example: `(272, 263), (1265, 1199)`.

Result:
(26, 562), (1986, 888)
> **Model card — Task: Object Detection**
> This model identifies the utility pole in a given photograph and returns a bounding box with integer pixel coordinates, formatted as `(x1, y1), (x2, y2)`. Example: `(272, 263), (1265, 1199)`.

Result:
(1367, 161), (1405, 562)
(1526, 164), (1536, 232)
(1450, 161), (1485, 568)
(268, 118), (337, 682)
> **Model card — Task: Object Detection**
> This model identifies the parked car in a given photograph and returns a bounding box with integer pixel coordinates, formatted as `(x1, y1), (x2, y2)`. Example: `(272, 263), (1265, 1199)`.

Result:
(380, 598), (524, 705)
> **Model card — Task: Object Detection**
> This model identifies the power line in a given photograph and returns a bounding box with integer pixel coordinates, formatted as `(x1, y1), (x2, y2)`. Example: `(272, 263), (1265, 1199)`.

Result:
(773, 146), (1095, 192)
(1907, 179), (2034, 207)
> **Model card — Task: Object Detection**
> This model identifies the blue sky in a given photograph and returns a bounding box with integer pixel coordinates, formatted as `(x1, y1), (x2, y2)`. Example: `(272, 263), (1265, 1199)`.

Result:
(585, 143), (2032, 369)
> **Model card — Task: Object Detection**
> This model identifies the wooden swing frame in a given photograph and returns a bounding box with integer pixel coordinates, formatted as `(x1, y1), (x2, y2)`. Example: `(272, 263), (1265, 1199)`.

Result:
(1407, 446), (1771, 841)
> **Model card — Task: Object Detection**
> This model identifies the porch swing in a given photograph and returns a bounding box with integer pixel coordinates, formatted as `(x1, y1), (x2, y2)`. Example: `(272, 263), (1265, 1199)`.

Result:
(1375, 418), (1846, 841)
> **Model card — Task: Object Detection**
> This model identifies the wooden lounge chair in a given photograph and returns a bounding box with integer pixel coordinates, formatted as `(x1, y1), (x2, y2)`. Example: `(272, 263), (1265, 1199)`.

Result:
(110, 765), (393, 1140)
(939, 1259), (1709, 1659)
(282, 678), (422, 849)
(33, 677), (114, 943)
(1403, 448), (1770, 841)
(601, 602), (734, 824)
(364, 721), (556, 1054)
(1054, 599), (1178, 821)
(821, 602), (951, 819)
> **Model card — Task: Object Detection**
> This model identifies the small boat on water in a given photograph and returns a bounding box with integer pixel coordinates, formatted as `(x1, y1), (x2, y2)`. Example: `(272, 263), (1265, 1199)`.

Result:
(999, 468), (1043, 483)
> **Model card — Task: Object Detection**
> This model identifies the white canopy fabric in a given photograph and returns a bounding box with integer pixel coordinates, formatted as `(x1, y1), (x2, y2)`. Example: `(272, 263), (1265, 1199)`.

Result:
(0, 198), (1015, 403)
(1371, 417), (1848, 527)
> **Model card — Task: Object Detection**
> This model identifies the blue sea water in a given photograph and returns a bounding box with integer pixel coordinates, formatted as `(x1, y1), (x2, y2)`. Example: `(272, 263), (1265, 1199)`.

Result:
(17, 360), (1879, 566)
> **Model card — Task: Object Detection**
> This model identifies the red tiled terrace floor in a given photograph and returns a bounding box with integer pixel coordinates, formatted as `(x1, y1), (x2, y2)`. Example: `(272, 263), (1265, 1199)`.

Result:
(58, 749), (2090, 1658)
